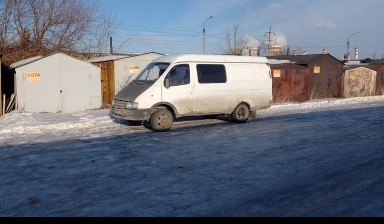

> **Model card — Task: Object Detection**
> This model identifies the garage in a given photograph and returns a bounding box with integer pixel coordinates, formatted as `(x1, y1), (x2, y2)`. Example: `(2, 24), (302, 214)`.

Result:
(11, 52), (102, 113)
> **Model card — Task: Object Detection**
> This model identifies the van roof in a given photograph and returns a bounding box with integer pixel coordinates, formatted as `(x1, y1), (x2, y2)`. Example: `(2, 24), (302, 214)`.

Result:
(152, 54), (268, 64)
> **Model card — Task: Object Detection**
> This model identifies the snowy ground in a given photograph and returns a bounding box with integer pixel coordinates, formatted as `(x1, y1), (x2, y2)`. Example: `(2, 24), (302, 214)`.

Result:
(0, 96), (384, 217)
(1, 96), (384, 145)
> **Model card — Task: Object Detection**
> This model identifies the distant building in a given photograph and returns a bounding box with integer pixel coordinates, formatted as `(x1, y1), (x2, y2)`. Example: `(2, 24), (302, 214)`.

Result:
(269, 44), (284, 56)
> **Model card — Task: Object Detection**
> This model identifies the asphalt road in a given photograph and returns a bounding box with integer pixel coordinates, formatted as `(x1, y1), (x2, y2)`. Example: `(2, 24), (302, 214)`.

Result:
(0, 104), (384, 217)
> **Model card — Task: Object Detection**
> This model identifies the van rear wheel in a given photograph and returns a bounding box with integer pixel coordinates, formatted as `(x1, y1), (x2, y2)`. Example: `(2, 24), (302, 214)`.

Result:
(231, 103), (250, 123)
(150, 108), (173, 131)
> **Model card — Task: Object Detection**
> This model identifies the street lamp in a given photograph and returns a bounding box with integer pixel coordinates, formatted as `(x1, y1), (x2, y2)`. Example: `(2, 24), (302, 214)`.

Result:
(203, 16), (213, 54)
(347, 31), (361, 60)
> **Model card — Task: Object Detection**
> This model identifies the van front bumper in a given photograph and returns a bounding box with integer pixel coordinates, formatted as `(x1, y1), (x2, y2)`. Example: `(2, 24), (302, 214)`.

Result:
(111, 107), (153, 121)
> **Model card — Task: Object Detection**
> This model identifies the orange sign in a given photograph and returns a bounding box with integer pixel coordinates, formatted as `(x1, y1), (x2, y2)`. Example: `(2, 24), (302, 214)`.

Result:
(26, 72), (41, 82)
(273, 69), (281, 78)
(129, 65), (140, 74)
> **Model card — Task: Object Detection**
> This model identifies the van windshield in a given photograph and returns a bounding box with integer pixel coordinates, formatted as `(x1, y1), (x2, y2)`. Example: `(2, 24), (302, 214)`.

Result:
(134, 62), (170, 82)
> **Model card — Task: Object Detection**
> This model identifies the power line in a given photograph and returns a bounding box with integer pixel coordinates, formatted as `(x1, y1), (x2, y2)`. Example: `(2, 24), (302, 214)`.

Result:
(264, 26), (276, 56)
(106, 24), (384, 57)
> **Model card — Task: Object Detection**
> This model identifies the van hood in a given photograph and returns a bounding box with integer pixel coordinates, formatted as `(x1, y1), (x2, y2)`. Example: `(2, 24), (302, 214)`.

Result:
(114, 81), (153, 102)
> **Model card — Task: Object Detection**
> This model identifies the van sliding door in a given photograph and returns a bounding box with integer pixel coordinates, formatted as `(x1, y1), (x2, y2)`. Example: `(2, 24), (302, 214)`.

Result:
(193, 64), (229, 114)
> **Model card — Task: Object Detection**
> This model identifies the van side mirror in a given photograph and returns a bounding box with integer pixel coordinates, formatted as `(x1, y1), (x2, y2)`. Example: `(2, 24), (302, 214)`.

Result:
(164, 78), (170, 88)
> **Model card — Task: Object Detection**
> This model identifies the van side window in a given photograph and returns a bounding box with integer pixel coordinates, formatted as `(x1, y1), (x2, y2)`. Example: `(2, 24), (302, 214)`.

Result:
(196, 64), (227, 83)
(165, 64), (190, 87)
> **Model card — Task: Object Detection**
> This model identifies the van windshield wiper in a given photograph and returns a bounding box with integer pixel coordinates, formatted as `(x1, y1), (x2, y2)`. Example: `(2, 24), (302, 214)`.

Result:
(131, 80), (145, 85)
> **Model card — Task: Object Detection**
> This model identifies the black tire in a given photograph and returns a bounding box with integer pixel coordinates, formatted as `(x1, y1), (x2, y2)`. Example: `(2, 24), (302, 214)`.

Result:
(231, 103), (250, 123)
(150, 108), (173, 131)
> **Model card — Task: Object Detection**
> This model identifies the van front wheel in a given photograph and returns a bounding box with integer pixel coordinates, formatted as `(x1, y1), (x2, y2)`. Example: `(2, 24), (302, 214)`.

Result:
(231, 103), (250, 123)
(150, 108), (173, 131)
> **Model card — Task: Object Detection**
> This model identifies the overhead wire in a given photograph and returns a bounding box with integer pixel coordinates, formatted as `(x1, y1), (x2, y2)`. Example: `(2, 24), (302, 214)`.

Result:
(106, 24), (382, 57)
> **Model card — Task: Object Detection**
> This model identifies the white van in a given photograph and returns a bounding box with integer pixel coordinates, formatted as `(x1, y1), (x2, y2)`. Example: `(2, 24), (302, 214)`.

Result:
(111, 54), (272, 131)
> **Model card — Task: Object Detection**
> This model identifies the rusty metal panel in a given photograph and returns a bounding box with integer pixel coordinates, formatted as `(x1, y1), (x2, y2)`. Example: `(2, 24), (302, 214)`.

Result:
(349, 64), (384, 95)
(342, 67), (376, 98)
(308, 57), (343, 99)
(272, 64), (310, 102)
(269, 54), (344, 101)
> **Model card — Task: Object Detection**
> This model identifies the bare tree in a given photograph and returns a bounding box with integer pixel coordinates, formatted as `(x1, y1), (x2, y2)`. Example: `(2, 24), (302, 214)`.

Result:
(76, 0), (117, 55)
(218, 22), (247, 55)
(0, 0), (116, 65)
(0, 0), (13, 57)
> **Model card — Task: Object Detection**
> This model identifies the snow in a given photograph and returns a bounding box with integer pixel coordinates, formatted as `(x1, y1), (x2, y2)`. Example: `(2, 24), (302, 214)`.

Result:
(9, 55), (43, 69)
(1, 95), (384, 145)
(267, 59), (293, 64)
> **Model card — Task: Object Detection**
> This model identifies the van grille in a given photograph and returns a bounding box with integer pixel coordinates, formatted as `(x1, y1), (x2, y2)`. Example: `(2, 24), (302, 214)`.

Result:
(113, 100), (126, 109)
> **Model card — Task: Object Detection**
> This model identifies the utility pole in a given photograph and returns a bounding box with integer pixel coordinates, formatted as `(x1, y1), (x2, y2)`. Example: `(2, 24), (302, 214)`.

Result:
(265, 26), (276, 56)
(203, 16), (213, 54)
(110, 36), (113, 54)
(346, 31), (360, 61)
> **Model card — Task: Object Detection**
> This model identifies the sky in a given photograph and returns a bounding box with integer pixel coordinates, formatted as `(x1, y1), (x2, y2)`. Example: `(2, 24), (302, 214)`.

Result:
(96, 0), (384, 60)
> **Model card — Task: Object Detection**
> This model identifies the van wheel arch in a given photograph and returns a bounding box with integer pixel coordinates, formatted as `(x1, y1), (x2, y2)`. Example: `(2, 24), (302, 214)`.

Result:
(149, 106), (174, 132)
(230, 103), (250, 123)
(152, 103), (178, 118)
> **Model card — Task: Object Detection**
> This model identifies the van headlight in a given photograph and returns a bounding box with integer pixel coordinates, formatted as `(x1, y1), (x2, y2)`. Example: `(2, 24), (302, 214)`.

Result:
(125, 101), (139, 110)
